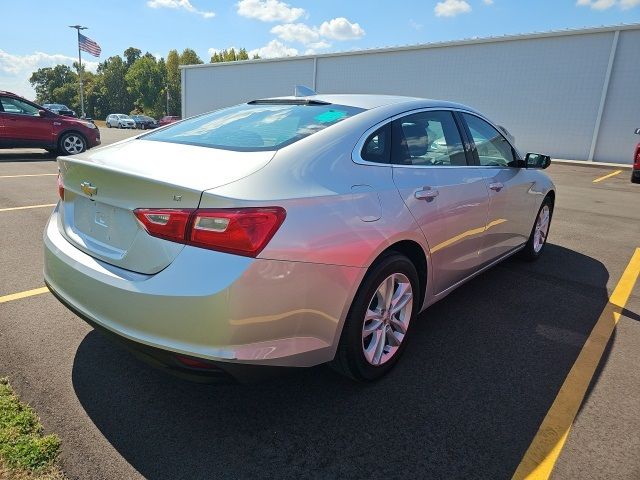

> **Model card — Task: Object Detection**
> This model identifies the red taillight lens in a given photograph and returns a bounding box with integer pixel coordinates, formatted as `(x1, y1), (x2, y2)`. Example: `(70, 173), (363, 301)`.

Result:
(134, 209), (192, 243)
(189, 208), (286, 257)
(57, 174), (64, 200)
(133, 207), (286, 257)
(634, 144), (640, 167)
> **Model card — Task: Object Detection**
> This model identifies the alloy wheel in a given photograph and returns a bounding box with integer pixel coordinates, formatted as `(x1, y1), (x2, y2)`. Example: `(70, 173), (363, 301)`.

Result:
(533, 205), (550, 253)
(362, 273), (413, 366)
(62, 135), (85, 155)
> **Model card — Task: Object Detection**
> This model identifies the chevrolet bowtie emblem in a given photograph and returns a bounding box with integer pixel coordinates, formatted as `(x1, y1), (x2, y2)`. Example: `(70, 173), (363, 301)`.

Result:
(80, 181), (97, 197)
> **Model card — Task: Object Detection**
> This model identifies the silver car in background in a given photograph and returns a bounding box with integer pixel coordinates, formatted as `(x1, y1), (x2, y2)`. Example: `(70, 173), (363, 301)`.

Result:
(105, 113), (136, 129)
(44, 94), (555, 382)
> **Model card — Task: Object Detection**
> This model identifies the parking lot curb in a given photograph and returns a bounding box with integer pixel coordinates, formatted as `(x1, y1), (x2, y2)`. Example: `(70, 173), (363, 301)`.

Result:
(552, 159), (632, 170)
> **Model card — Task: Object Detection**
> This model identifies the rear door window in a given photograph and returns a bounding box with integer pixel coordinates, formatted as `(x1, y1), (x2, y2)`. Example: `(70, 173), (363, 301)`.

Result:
(391, 110), (467, 166)
(143, 102), (365, 151)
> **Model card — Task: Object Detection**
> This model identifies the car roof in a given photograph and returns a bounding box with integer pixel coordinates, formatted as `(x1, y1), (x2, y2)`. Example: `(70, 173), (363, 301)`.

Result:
(258, 94), (478, 112)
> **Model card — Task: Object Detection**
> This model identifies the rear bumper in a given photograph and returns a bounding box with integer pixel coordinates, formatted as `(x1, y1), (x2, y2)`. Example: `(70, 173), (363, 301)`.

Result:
(44, 206), (363, 368)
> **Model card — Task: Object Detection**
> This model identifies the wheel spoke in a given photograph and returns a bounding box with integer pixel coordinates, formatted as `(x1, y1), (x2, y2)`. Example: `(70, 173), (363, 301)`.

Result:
(364, 329), (384, 365)
(362, 318), (383, 340)
(385, 325), (402, 346)
(390, 284), (412, 315)
(389, 316), (407, 335)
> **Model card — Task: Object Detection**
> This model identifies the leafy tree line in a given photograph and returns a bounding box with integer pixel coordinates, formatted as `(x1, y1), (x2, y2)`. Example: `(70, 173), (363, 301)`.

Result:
(29, 46), (258, 120)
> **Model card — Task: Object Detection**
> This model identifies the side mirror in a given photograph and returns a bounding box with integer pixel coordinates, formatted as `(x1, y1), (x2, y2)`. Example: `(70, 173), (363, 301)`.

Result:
(525, 153), (551, 169)
(38, 109), (49, 117)
(634, 128), (640, 135)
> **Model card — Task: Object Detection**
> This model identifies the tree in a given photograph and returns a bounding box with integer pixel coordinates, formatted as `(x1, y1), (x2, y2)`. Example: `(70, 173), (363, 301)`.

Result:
(98, 55), (130, 114)
(29, 65), (77, 105)
(124, 47), (142, 68)
(166, 49), (181, 116)
(179, 48), (203, 66)
(210, 47), (253, 63)
(125, 55), (165, 118)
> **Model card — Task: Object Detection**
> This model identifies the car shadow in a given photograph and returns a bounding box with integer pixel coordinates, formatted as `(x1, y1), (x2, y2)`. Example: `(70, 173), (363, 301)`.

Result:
(72, 244), (611, 479)
(0, 151), (56, 162)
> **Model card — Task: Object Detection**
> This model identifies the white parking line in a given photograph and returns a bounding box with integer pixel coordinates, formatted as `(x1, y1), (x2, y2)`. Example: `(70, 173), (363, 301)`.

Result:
(0, 174), (57, 179)
(0, 204), (56, 213)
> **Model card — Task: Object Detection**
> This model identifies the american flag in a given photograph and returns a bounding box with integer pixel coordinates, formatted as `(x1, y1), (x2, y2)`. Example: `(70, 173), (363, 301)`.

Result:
(78, 33), (101, 57)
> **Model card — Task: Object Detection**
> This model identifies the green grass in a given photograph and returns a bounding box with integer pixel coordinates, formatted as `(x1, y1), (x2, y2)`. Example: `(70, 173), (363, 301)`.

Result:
(0, 378), (64, 479)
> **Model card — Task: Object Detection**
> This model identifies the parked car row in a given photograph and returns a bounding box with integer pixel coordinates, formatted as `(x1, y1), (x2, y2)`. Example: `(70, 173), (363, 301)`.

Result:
(106, 113), (180, 129)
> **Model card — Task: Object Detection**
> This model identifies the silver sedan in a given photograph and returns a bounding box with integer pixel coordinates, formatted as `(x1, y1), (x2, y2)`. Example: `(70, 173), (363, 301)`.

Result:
(44, 94), (555, 382)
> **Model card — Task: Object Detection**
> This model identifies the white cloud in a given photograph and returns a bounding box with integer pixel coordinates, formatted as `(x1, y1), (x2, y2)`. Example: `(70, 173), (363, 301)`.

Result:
(249, 40), (298, 58)
(318, 17), (365, 40)
(578, 0), (640, 8)
(304, 41), (331, 55)
(147, 0), (215, 18)
(237, 0), (304, 22)
(434, 0), (472, 17)
(271, 23), (320, 44)
(0, 49), (98, 100)
(483, 0), (494, 4)
(408, 19), (423, 30)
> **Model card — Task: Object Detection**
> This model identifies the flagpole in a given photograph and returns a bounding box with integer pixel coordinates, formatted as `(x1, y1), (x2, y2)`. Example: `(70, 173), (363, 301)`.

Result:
(69, 25), (87, 118)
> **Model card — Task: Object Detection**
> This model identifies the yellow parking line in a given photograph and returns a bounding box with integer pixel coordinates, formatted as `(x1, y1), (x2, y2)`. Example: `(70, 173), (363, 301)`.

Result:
(512, 248), (640, 480)
(592, 170), (622, 183)
(0, 204), (56, 213)
(0, 173), (57, 179)
(0, 287), (49, 304)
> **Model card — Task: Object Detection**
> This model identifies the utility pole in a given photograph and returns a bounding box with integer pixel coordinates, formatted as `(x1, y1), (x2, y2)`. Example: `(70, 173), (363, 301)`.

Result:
(166, 84), (170, 115)
(69, 25), (87, 118)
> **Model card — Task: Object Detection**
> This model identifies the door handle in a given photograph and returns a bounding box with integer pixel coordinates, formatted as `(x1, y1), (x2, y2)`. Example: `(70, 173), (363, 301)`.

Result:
(489, 182), (504, 192)
(414, 187), (439, 201)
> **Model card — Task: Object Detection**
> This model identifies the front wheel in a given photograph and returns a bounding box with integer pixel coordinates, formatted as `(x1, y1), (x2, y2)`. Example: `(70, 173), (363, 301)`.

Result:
(58, 132), (87, 155)
(106, 121), (111, 128)
(331, 253), (419, 381)
(519, 196), (553, 261)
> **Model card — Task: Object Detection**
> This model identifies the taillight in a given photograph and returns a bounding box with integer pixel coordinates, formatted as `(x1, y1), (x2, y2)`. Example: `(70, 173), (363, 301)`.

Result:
(133, 209), (192, 243)
(634, 144), (640, 167)
(133, 207), (286, 258)
(57, 174), (64, 200)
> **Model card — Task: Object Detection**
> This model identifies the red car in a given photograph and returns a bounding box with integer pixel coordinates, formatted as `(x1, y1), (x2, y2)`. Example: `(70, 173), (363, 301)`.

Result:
(158, 115), (181, 127)
(0, 91), (100, 155)
(633, 128), (640, 184)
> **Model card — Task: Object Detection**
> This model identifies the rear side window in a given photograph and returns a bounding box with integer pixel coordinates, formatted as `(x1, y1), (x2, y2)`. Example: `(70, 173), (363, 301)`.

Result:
(143, 102), (365, 151)
(361, 124), (391, 164)
(392, 110), (467, 167)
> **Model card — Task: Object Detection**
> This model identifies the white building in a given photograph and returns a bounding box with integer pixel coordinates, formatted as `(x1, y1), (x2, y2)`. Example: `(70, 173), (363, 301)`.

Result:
(181, 24), (640, 164)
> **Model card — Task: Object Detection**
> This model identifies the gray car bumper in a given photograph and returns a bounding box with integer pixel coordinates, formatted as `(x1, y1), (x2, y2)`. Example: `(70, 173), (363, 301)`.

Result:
(44, 207), (363, 367)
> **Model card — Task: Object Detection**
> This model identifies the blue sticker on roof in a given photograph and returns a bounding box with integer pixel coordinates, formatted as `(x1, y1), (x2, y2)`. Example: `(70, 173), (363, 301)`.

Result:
(314, 110), (348, 123)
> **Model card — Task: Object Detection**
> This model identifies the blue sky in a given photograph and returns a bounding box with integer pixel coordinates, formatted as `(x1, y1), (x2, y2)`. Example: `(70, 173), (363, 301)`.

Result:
(2, 0), (640, 99)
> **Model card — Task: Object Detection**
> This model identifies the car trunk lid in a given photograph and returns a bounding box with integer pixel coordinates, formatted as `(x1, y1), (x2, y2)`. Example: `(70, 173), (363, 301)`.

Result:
(57, 139), (275, 274)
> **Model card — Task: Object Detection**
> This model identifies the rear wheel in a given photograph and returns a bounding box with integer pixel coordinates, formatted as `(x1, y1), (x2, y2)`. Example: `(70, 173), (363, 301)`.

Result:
(106, 121), (111, 128)
(519, 196), (553, 261)
(58, 132), (87, 155)
(331, 253), (419, 381)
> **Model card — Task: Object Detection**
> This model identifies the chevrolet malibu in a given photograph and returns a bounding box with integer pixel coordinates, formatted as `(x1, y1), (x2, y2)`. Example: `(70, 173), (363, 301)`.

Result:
(44, 94), (555, 382)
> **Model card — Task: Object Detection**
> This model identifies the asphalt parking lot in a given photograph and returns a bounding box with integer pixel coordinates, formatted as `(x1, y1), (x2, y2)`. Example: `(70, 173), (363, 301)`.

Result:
(1, 129), (639, 479)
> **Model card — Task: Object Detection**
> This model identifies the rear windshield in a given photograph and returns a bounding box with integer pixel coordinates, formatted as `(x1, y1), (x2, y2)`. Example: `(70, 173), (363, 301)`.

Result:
(142, 102), (365, 151)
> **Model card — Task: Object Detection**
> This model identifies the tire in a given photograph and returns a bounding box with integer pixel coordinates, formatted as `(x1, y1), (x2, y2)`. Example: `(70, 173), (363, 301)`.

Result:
(106, 121), (111, 128)
(519, 196), (554, 261)
(331, 253), (420, 381)
(57, 132), (87, 155)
